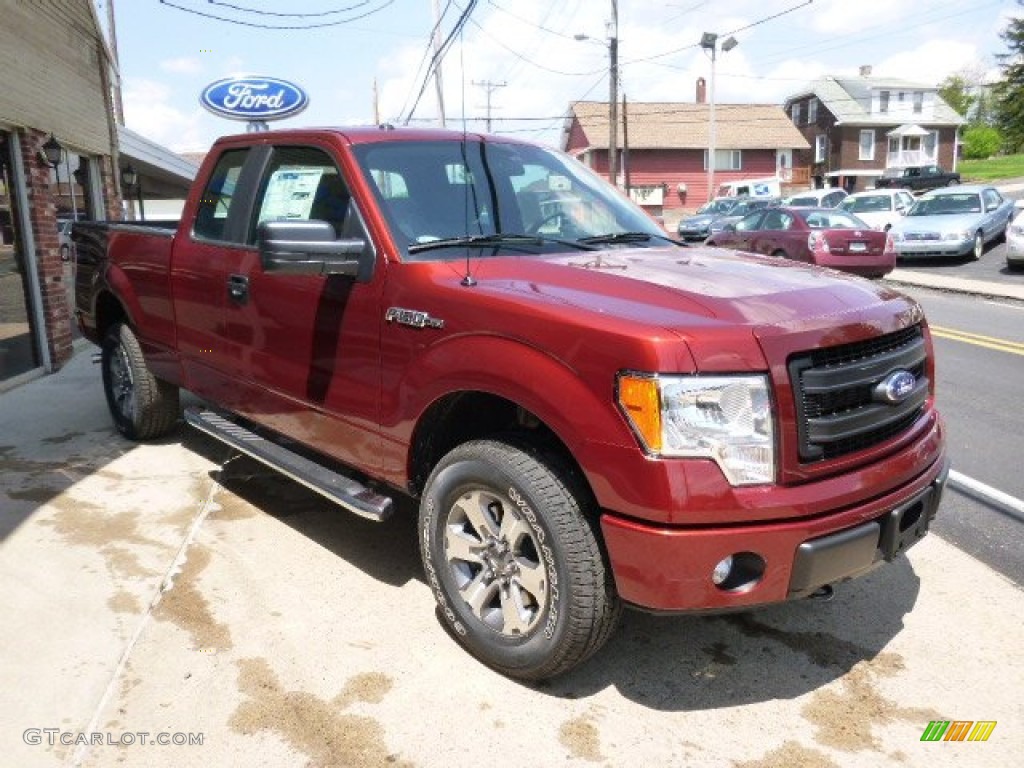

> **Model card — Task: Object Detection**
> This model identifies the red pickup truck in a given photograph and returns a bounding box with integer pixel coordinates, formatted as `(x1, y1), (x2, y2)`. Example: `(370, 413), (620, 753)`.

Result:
(73, 126), (948, 680)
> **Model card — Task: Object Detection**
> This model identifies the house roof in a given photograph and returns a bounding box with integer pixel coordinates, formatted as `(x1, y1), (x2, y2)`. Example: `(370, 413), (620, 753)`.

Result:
(784, 76), (965, 127)
(564, 101), (809, 152)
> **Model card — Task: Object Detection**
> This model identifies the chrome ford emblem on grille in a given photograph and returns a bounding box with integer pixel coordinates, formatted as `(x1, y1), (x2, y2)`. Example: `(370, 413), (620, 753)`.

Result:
(875, 370), (917, 404)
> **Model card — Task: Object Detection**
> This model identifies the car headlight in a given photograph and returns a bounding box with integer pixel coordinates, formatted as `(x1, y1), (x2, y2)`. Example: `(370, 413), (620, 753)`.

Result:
(944, 230), (970, 241)
(616, 373), (775, 486)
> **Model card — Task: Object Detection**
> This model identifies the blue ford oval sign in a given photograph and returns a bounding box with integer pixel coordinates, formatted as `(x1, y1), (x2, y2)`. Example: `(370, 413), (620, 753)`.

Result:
(200, 76), (309, 121)
(874, 370), (917, 404)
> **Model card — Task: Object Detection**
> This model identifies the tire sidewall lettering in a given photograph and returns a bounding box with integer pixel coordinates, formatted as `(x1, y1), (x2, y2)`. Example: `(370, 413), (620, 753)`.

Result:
(507, 485), (560, 639)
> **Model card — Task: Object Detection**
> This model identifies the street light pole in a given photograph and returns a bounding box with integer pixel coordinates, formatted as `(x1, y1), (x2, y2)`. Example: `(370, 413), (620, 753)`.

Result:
(701, 32), (738, 204)
(608, 0), (619, 187)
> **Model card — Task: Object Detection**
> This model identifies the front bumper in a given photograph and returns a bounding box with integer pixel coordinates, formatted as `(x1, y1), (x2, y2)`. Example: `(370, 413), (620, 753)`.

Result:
(600, 453), (949, 612)
(895, 238), (971, 258)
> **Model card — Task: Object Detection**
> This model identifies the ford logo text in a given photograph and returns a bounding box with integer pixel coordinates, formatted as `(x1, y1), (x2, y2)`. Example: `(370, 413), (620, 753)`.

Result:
(200, 76), (309, 121)
(875, 370), (917, 404)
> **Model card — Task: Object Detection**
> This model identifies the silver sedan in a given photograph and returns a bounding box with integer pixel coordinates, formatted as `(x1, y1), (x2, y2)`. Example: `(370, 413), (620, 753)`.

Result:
(889, 184), (1016, 260)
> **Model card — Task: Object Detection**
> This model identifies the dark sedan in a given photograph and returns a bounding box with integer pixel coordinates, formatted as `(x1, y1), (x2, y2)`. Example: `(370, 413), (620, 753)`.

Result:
(705, 206), (896, 278)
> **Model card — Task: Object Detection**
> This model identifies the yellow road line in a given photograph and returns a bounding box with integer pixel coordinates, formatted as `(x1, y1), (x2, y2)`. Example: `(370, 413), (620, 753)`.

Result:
(930, 325), (1024, 356)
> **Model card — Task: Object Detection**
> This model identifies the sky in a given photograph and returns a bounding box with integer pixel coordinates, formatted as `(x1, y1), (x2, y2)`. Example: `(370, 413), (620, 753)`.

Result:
(96, 0), (1019, 154)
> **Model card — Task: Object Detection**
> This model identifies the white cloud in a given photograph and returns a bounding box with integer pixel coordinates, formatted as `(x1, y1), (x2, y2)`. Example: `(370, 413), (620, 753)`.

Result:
(160, 57), (203, 75)
(122, 77), (212, 152)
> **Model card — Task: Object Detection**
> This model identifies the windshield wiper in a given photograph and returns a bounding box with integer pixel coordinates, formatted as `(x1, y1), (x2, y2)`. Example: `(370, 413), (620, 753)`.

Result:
(408, 233), (597, 254)
(576, 231), (680, 246)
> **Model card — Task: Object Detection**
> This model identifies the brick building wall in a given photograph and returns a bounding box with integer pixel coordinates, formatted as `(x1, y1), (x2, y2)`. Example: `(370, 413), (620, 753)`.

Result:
(18, 129), (74, 368)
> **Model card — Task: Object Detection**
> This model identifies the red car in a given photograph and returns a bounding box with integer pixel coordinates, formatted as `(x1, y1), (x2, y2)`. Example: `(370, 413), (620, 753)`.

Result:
(706, 206), (896, 278)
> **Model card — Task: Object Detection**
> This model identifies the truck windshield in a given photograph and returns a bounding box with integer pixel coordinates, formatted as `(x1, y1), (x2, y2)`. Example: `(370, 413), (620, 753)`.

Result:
(351, 139), (667, 260)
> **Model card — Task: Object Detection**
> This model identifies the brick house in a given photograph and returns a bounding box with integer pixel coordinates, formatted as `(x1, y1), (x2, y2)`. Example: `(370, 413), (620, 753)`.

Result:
(561, 99), (809, 220)
(783, 72), (966, 193)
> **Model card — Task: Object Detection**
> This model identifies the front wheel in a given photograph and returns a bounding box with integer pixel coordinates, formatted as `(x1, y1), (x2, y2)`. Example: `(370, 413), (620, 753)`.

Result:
(419, 438), (620, 680)
(970, 231), (984, 261)
(101, 323), (180, 440)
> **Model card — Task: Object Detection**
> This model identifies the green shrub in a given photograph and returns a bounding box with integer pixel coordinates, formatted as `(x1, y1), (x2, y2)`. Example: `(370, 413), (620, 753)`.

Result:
(962, 125), (1003, 159)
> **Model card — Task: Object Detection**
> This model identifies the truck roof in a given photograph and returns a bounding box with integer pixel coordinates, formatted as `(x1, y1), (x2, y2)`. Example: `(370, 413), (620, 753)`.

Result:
(210, 125), (527, 148)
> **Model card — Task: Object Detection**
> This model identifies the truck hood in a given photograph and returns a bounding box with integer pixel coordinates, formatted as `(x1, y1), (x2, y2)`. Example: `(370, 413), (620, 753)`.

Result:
(465, 246), (917, 368)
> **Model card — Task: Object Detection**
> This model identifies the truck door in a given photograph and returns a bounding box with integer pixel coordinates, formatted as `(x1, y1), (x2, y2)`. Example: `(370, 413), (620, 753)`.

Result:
(172, 147), (257, 400)
(218, 143), (384, 474)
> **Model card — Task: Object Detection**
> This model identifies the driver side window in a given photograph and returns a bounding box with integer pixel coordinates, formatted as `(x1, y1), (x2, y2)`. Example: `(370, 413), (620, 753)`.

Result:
(249, 146), (354, 243)
(736, 212), (765, 231)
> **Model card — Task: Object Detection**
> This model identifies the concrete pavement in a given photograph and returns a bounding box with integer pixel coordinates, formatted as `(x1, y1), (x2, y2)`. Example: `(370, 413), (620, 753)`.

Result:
(2, 328), (1023, 767)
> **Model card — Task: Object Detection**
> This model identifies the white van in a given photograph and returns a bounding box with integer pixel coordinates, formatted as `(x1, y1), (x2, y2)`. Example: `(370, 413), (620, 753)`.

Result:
(716, 177), (782, 198)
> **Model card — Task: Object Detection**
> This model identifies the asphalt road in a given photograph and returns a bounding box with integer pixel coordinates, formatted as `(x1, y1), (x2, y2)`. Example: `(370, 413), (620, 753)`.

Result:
(883, 284), (1024, 587)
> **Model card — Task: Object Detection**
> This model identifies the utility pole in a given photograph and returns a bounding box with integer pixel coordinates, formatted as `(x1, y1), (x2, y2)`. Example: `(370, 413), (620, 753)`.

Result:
(472, 79), (507, 132)
(432, 0), (446, 126)
(608, 0), (619, 187)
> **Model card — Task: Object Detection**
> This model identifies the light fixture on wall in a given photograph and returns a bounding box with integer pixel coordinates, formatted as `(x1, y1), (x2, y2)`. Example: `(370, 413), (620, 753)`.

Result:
(120, 164), (138, 188)
(40, 133), (63, 167)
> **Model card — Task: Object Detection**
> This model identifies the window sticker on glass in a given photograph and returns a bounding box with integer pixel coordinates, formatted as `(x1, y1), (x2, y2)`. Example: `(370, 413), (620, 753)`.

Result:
(548, 174), (571, 191)
(259, 167), (324, 221)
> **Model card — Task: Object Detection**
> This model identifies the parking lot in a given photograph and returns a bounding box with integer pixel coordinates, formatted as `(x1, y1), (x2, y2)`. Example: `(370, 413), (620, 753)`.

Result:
(1, 351), (1022, 768)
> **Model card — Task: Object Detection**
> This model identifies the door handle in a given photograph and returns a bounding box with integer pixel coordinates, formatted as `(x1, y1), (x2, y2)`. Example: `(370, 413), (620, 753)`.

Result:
(228, 274), (249, 304)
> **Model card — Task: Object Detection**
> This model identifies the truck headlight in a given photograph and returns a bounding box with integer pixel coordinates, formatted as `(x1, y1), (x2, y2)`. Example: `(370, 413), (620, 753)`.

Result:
(617, 374), (775, 486)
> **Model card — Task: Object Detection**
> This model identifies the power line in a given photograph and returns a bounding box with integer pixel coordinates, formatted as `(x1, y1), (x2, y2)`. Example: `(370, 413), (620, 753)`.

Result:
(156, 0), (394, 29)
(403, 0), (479, 124)
(205, 0), (371, 17)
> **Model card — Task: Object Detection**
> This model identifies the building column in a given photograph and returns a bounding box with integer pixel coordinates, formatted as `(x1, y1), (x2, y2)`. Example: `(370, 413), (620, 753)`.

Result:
(19, 129), (73, 369)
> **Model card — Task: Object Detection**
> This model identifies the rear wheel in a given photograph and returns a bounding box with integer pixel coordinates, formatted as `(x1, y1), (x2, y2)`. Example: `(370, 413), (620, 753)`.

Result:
(947, 178), (958, 186)
(101, 323), (180, 440)
(419, 438), (620, 680)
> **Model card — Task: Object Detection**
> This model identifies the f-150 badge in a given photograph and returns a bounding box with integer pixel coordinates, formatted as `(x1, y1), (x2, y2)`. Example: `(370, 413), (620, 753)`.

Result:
(385, 307), (445, 329)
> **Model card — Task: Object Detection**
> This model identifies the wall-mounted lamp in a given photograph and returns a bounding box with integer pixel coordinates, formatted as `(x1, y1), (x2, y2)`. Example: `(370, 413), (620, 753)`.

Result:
(120, 164), (138, 188)
(41, 133), (63, 167)
(677, 182), (688, 195)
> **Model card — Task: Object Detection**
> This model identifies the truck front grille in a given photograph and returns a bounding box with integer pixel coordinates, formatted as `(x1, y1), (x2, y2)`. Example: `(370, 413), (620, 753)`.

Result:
(789, 325), (928, 462)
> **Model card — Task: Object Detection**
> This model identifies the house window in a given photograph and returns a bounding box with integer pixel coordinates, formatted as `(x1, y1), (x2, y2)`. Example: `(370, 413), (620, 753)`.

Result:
(879, 90), (890, 114)
(814, 135), (827, 163)
(808, 98), (818, 124)
(913, 91), (924, 114)
(792, 102), (801, 125)
(859, 130), (875, 161)
(923, 130), (938, 161)
(703, 149), (743, 171)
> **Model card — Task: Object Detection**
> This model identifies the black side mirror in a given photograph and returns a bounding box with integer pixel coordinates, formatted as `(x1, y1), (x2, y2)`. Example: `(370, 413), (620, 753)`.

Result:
(258, 220), (367, 278)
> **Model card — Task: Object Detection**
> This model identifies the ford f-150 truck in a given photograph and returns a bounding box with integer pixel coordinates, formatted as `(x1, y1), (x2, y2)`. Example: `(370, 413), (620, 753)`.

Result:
(73, 126), (948, 680)
(875, 164), (960, 192)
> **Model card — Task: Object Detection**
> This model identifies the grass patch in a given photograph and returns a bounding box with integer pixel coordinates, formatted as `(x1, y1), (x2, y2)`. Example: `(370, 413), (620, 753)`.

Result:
(958, 154), (1024, 182)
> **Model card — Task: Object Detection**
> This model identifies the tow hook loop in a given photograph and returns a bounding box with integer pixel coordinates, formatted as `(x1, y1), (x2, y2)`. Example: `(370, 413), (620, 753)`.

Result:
(808, 585), (834, 601)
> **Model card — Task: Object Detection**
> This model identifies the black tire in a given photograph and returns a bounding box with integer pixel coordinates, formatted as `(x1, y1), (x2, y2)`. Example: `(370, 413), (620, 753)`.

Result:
(101, 323), (180, 440)
(970, 231), (983, 261)
(946, 178), (958, 186)
(419, 438), (621, 680)
(771, 249), (788, 259)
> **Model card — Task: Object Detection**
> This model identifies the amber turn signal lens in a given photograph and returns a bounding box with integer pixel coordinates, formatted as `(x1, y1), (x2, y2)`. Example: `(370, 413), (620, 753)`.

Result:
(617, 375), (662, 453)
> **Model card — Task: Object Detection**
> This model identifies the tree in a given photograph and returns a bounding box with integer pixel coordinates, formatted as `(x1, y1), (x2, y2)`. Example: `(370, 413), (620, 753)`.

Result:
(938, 74), (976, 119)
(993, 0), (1024, 152)
(962, 125), (1002, 159)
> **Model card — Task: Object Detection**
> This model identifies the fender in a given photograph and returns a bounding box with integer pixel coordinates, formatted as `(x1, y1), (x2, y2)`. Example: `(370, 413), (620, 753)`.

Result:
(383, 332), (683, 502)
(102, 260), (182, 384)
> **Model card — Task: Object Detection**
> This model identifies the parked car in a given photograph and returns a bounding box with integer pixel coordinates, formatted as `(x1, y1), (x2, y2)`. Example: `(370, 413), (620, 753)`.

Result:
(839, 189), (916, 231)
(888, 185), (1016, 261)
(706, 196), (781, 237)
(783, 188), (848, 208)
(705, 206), (895, 278)
(715, 176), (782, 198)
(1006, 205), (1024, 270)
(676, 197), (741, 241)
(874, 164), (960, 193)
